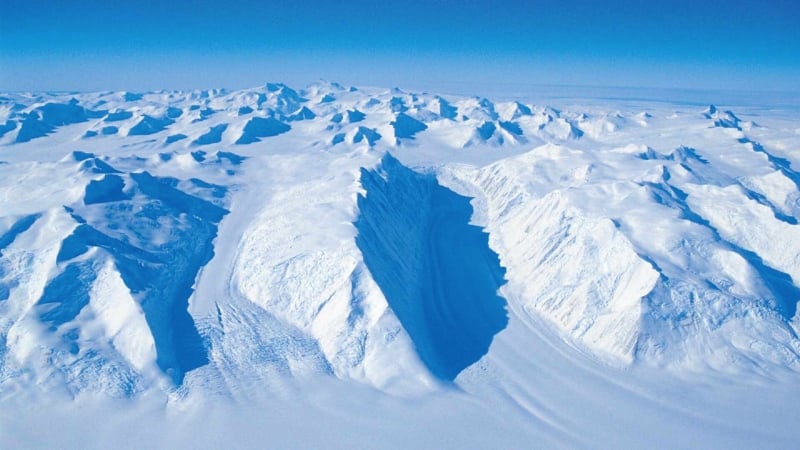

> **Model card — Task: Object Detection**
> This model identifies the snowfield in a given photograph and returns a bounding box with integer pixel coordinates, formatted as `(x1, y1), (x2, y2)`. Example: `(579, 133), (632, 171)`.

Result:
(0, 82), (799, 448)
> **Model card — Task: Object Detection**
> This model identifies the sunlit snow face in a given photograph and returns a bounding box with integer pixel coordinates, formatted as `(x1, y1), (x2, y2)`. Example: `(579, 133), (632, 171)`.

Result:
(1, 82), (800, 449)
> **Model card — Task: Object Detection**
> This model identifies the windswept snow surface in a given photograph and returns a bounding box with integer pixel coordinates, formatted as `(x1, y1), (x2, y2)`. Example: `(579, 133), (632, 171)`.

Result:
(1, 83), (800, 448)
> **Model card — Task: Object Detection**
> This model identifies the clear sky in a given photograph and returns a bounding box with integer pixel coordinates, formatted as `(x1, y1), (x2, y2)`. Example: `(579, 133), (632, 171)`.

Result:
(1, 0), (798, 93)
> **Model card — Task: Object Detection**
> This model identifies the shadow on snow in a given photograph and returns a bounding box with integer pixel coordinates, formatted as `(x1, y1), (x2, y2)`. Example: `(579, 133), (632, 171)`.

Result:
(355, 153), (508, 381)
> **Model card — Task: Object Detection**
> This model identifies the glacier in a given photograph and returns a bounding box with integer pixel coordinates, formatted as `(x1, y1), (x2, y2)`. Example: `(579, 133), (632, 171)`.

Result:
(0, 82), (799, 448)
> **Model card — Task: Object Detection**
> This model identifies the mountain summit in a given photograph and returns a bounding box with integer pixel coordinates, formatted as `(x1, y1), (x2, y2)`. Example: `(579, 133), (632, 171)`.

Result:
(1, 83), (799, 448)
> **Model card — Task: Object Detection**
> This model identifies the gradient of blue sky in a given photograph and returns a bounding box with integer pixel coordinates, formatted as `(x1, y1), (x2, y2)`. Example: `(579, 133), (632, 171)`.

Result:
(1, 0), (798, 92)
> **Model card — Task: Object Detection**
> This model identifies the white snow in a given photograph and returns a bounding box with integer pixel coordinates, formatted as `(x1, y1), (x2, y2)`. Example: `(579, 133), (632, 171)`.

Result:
(1, 82), (799, 448)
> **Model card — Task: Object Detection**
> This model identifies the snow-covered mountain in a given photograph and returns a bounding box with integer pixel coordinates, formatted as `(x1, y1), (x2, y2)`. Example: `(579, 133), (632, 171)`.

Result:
(1, 83), (799, 448)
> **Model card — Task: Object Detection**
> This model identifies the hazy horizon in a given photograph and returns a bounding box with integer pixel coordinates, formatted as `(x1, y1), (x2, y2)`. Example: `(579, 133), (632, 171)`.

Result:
(1, 0), (798, 93)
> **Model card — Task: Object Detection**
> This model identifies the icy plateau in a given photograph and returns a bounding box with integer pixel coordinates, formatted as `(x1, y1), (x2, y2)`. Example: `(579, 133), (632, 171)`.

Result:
(1, 83), (799, 448)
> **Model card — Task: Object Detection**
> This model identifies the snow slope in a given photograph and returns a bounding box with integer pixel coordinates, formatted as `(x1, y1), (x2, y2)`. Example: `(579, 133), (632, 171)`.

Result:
(1, 83), (799, 448)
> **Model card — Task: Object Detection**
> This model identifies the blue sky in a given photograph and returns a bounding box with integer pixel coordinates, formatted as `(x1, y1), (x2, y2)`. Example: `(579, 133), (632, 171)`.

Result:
(1, 0), (798, 92)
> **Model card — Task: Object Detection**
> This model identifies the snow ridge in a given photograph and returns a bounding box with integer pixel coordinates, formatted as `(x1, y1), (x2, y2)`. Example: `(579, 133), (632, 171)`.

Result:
(1, 84), (799, 403)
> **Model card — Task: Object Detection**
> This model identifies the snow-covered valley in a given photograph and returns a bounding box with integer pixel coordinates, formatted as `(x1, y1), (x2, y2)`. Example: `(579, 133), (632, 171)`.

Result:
(1, 82), (799, 448)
